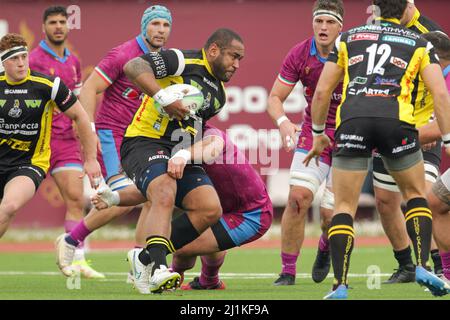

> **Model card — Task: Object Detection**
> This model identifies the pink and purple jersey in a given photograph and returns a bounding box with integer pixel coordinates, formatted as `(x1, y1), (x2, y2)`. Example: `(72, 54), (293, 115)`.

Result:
(278, 37), (342, 130)
(203, 125), (271, 214)
(444, 65), (450, 93)
(94, 36), (151, 133)
(29, 40), (82, 140)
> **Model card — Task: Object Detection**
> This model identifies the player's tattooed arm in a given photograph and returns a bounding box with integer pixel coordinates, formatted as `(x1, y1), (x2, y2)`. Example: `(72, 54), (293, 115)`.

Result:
(124, 57), (160, 96)
(124, 57), (154, 82)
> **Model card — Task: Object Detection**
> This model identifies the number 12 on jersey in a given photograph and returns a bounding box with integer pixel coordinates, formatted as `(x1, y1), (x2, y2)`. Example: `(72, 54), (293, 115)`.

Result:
(366, 43), (392, 76)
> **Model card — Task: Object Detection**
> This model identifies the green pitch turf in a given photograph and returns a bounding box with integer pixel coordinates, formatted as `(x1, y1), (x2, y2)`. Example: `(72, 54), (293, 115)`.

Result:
(0, 246), (448, 300)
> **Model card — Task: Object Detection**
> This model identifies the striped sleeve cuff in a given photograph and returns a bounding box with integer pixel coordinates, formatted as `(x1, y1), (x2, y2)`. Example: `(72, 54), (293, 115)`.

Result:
(277, 74), (297, 87)
(95, 66), (113, 85)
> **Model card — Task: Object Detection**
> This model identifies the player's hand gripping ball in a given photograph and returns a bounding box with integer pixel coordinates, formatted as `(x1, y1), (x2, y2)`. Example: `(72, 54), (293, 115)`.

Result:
(155, 84), (204, 117)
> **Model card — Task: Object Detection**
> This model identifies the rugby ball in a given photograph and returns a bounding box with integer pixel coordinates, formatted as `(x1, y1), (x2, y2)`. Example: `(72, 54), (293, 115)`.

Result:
(155, 84), (204, 117)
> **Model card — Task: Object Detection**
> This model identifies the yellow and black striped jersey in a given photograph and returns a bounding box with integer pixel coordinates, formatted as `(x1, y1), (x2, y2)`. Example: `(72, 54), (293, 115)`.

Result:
(0, 69), (77, 172)
(405, 9), (445, 127)
(329, 18), (439, 128)
(124, 49), (226, 145)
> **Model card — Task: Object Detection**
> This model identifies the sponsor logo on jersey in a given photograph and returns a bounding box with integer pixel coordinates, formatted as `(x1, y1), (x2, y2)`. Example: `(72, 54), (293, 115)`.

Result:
(190, 80), (204, 92)
(153, 115), (163, 131)
(122, 88), (140, 100)
(0, 137), (31, 151)
(148, 154), (170, 162)
(202, 92), (212, 111)
(373, 76), (400, 87)
(348, 33), (379, 42)
(382, 35), (416, 46)
(304, 86), (313, 97)
(392, 139), (416, 154)
(61, 90), (73, 106)
(348, 77), (368, 88)
(4, 89), (28, 94)
(390, 56), (408, 69)
(149, 52), (168, 78)
(148, 154), (169, 162)
(8, 99), (22, 118)
(214, 97), (221, 111)
(348, 87), (393, 97)
(202, 77), (218, 92)
(24, 100), (42, 109)
(349, 55), (364, 66)
(339, 134), (364, 142)
(336, 142), (367, 150)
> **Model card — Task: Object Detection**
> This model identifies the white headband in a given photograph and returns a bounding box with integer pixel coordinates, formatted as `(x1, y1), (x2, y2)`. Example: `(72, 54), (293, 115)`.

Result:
(407, 0), (414, 4)
(313, 10), (343, 26)
(0, 46), (28, 63)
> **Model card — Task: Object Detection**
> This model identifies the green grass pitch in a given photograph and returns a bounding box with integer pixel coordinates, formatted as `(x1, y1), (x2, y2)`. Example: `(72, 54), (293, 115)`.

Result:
(0, 246), (448, 300)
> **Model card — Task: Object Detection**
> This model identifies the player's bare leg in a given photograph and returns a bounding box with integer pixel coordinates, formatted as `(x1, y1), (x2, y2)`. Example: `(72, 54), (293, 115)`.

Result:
(53, 170), (105, 279)
(275, 185), (313, 286)
(376, 187), (415, 283)
(0, 177), (36, 238)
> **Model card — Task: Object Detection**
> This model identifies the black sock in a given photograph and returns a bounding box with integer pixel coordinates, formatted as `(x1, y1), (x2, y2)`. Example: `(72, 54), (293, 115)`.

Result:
(393, 247), (414, 269)
(138, 249), (151, 265)
(145, 236), (175, 274)
(404, 198), (432, 267)
(170, 213), (200, 251)
(328, 213), (355, 289)
(431, 249), (443, 274)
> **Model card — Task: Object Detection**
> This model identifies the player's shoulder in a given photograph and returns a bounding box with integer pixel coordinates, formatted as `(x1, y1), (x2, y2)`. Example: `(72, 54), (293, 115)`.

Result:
(286, 38), (312, 57)
(341, 23), (376, 41)
(28, 70), (57, 88)
(178, 49), (203, 60)
(28, 45), (43, 57)
(69, 52), (81, 64)
(417, 14), (444, 33)
(105, 38), (141, 61)
(113, 38), (139, 50)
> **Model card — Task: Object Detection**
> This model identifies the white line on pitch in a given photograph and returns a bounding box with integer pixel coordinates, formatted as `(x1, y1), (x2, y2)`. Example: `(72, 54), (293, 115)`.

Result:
(0, 271), (392, 278)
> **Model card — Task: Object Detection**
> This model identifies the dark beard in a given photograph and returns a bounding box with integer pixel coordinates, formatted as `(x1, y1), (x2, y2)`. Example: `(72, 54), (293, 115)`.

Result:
(211, 61), (228, 82)
(46, 33), (67, 46)
(48, 38), (65, 46)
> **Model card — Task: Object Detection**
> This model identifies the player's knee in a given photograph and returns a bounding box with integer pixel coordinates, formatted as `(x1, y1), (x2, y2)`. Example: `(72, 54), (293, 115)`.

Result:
(64, 187), (84, 204)
(0, 201), (20, 220)
(288, 189), (313, 212)
(64, 192), (84, 211)
(149, 188), (176, 208)
(375, 194), (396, 214)
(200, 199), (222, 225)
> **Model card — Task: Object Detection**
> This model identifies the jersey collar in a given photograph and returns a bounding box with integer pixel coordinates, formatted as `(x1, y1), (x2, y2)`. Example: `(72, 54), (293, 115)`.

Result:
(310, 37), (327, 64)
(5, 69), (31, 85)
(135, 35), (151, 54)
(375, 17), (401, 25)
(406, 9), (421, 29)
(39, 40), (70, 63)
(443, 65), (450, 78)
